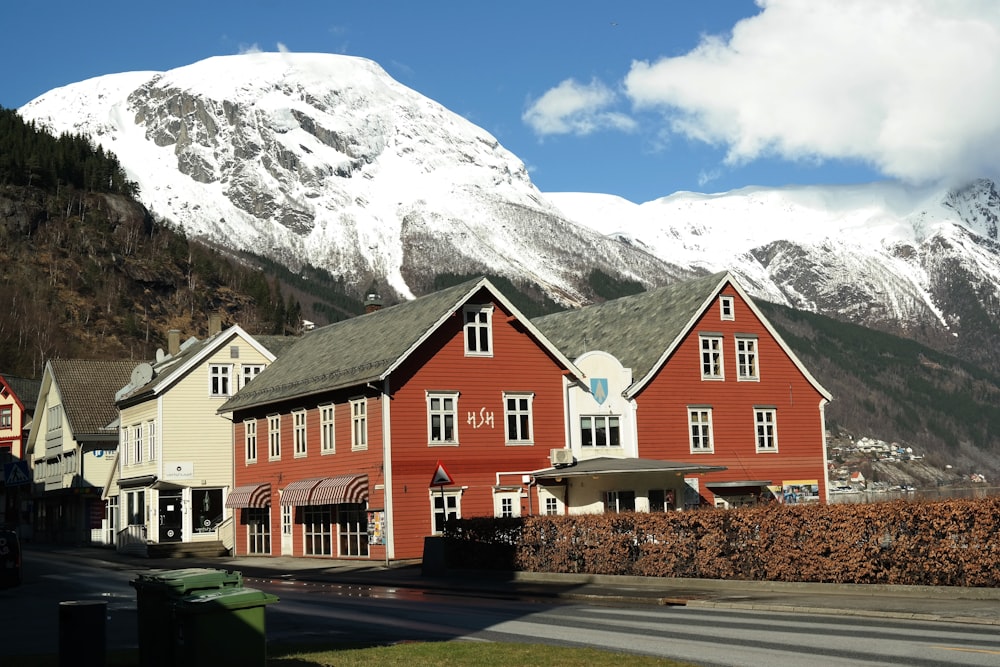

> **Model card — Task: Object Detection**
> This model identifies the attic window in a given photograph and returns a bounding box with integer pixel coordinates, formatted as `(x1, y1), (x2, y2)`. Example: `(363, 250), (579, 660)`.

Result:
(720, 296), (735, 321)
(230, 345), (240, 359)
(463, 305), (494, 357)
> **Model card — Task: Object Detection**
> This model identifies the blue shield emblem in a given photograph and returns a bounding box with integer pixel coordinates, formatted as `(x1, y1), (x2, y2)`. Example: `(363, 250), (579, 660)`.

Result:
(590, 378), (609, 405)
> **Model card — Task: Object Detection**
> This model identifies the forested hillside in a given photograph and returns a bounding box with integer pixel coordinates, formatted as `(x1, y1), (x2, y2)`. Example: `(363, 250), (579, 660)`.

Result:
(760, 301), (1000, 479)
(0, 107), (364, 377)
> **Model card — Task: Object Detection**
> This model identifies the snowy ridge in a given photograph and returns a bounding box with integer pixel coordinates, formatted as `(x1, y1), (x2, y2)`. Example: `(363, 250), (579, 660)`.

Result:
(18, 53), (1000, 356)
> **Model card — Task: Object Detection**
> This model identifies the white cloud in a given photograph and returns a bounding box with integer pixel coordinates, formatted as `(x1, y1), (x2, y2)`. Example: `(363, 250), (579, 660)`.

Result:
(276, 42), (290, 54)
(624, 0), (1000, 184)
(237, 43), (263, 55)
(523, 78), (636, 136)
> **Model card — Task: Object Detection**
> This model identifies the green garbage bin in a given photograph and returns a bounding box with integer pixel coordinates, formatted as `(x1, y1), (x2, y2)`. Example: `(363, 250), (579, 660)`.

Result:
(172, 587), (279, 667)
(130, 568), (244, 667)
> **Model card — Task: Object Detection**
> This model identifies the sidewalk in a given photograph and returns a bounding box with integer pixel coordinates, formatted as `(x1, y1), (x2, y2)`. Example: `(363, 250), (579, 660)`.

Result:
(35, 544), (1000, 626)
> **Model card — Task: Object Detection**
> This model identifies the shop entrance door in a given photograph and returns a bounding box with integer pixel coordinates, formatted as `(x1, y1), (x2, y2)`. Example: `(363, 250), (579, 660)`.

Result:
(158, 493), (182, 542)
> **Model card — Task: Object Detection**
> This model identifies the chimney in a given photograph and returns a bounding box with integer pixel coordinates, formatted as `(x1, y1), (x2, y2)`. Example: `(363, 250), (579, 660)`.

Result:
(209, 313), (222, 336)
(364, 293), (383, 314)
(168, 329), (181, 356)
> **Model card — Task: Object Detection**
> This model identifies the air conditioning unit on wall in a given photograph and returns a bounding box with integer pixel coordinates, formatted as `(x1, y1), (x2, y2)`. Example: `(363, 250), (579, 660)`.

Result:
(550, 448), (574, 467)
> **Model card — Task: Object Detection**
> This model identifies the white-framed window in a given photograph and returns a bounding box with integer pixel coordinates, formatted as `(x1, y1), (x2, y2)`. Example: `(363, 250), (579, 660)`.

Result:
(0, 406), (11, 429)
(736, 336), (759, 381)
(293, 410), (307, 458)
(544, 496), (561, 516)
(427, 392), (459, 445)
(463, 305), (494, 356)
(604, 490), (636, 513)
(320, 404), (335, 454)
(338, 504), (369, 557)
(209, 364), (232, 396)
(121, 426), (130, 467)
(281, 505), (292, 536)
(268, 415), (281, 460)
(133, 425), (144, 464)
(688, 407), (714, 452)
(493, 490), (521, 518)
(755, 408), (778, 452)
(720, 295), (735, 320)
(244, 419), (257, 463)
(242, 364), (264, 388)
(503, 392), (533, 445)
(146, 421), (157, 461)
(581, 415), (620, 447)
(125, 489), (145, 526)
(351, 398), (368, 450)
(430, 489), (462, 534)
(303, 505), (332, 556)
(700, 335), (724, 380)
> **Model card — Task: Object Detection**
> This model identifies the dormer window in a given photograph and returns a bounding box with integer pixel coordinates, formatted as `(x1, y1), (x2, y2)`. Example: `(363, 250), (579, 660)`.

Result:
(464, 305), (494, 357)
(720, 296), (735, 320)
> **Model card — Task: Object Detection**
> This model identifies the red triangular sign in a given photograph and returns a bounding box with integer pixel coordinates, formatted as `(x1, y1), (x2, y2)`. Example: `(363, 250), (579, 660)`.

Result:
(430, 461), (455, 487)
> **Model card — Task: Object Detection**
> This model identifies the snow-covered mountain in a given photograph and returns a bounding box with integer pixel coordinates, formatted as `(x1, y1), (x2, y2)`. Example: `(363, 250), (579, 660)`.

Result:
(18, 52), (686, 305)
(18, 53), (1000, 370)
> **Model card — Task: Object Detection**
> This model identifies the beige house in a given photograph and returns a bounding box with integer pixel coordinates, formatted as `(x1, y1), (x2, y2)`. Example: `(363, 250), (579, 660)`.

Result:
(25, 360), (135, 545)
(109, 322), (292, 556)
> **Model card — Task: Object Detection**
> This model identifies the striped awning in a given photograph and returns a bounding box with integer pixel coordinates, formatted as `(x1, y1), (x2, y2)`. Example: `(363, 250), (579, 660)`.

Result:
(279, 478), (324, 506)
(225, 483), (271, 508)
(309, 474), (368, 506)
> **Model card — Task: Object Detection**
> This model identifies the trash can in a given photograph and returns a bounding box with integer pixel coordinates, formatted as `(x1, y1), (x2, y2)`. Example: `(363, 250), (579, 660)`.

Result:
(172, 587), (279, 667)
(131, 568), (244, 667)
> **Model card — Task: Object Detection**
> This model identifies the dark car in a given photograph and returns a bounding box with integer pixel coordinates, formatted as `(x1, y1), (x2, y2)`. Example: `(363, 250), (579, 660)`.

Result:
(0, 528), (22, 588)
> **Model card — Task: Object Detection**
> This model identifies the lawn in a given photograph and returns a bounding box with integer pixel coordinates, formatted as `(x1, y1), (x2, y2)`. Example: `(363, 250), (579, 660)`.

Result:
(15, 641), (696, 666)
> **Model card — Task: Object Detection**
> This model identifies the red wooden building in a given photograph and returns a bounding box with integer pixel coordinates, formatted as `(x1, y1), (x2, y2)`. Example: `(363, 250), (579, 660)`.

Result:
(533, 272), (832, 508)
(220, 278), (586, 560)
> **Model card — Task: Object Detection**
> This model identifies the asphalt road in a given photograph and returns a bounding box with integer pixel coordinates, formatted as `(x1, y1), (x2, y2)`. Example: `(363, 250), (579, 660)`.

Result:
(6, 547), (1000, 666)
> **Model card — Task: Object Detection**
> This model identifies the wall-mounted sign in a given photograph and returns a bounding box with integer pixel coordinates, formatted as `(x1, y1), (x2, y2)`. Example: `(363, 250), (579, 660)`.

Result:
(466, 408), (494, 429)
(590, 378), (609, 405)
(164, 462), (194, 479)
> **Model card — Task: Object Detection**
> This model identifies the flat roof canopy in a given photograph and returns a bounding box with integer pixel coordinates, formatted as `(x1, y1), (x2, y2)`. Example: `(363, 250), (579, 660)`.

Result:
(534, 457), (726, 482)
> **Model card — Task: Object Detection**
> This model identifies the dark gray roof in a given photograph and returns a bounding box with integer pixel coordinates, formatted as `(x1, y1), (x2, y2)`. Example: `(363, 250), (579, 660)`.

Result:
(533, 456), (726, 480)
(116, 334), (212, 406)
(1, 375), (42, 413)
(533, 272), (727, 386)
(49, 360), (136, 438)
(253, 334), (300, 357)
(221, 279), (488, 412)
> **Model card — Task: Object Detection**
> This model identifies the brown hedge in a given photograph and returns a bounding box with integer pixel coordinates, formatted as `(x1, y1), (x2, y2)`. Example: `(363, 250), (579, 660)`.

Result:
(444, 497), (1000, 586)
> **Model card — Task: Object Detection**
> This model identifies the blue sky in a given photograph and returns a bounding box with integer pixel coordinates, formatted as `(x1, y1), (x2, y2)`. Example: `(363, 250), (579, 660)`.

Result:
(4, 1), (998, 203)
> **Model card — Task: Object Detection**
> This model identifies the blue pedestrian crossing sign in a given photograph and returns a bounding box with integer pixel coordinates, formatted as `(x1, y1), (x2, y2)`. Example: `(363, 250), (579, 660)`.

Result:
(3, 461), (30, 486)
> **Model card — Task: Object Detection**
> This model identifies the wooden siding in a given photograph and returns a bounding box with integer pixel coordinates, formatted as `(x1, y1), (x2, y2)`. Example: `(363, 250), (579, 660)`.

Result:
(386, 296), (568, 559)
(635, 283), (828, 502)
(157, 335), (274, 489)
(118, 400), (158, 480)
(231, 290), (572, 560)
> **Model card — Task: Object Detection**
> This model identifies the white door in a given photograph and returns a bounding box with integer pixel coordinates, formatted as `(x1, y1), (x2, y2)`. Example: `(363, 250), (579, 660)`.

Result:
(281, 505), (293, 554)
